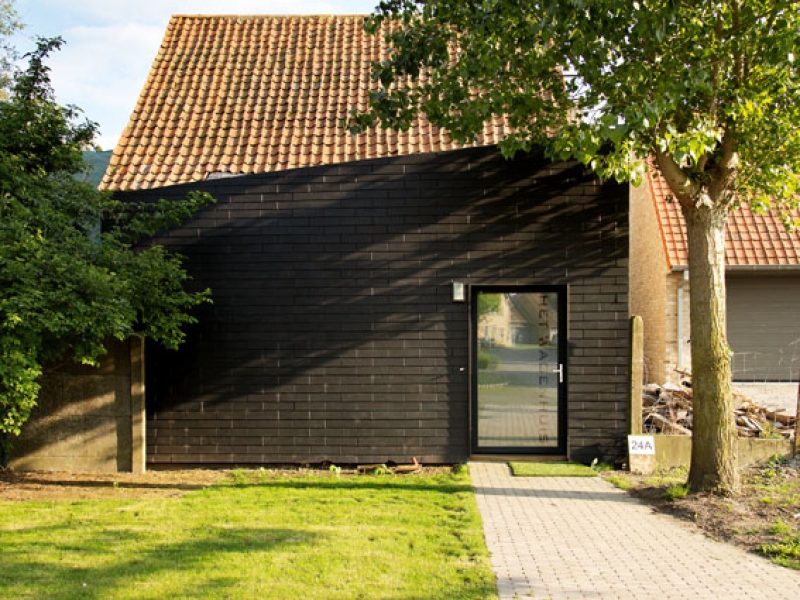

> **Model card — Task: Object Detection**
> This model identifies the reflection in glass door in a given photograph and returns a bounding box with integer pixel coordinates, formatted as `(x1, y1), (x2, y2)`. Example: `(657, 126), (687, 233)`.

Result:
(473, 287), (566, 454)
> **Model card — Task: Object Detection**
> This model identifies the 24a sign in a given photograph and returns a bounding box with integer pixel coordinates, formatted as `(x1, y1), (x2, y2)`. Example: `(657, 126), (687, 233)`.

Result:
(628, 435), (656, 455)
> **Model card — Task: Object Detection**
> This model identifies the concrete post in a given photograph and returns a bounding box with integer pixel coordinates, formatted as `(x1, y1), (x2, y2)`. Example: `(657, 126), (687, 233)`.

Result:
(795, 380), (799, 457)
(629, 316), (644, 435)
(130, 336), (146, 473)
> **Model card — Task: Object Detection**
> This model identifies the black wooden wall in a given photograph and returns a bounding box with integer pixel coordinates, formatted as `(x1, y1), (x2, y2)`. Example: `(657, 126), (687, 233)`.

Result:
(118, 146), (629, 466)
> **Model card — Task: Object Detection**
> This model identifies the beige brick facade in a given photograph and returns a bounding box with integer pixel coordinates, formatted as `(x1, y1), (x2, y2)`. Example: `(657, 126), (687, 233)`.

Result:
(630, 178), (691, 384)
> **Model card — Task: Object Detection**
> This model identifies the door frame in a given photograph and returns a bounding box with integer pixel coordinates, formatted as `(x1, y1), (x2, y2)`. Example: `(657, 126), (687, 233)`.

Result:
(470, 284), (568, 456)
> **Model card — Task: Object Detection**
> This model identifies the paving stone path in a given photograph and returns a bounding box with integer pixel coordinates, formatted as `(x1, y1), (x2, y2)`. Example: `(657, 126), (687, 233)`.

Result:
(470, 461), (800, 599)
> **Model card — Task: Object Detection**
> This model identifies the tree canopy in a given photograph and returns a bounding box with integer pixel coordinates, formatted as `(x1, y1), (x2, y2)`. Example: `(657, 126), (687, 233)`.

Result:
(0, 0), (21, 95)
(355, 1), (800, 210)
(352, 0), (800, 495)
(0, 38), (214, 444)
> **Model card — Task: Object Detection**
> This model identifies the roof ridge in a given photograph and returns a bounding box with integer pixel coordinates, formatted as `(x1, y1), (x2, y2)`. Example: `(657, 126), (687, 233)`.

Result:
(169, 14), (370, 19)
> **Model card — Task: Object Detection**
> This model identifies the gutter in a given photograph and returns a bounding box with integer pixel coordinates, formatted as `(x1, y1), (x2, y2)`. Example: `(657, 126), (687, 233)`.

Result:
(671, 265), (800, 273)
(726, 265), (800, 273)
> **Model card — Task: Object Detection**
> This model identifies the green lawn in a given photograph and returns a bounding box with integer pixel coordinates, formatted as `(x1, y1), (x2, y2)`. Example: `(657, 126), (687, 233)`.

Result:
(508, 462), (597, 477)
(0, 469), (497, 600)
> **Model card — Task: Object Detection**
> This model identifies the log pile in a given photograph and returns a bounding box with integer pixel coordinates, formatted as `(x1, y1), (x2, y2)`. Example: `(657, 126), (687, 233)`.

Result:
(356, 457), (422, 475)
(642, 379), (797, 439)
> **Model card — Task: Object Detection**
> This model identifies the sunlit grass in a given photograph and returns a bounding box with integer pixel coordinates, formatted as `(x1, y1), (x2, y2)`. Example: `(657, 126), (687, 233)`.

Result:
(759, 535), (800, 570)
(0, 469), (497, 600)
(508, 462), (597, 477)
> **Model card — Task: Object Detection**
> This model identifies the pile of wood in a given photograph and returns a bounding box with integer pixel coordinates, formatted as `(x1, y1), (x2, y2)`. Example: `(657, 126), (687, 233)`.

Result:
(356, 457), (422, 475)
(642, 379), (797, 439)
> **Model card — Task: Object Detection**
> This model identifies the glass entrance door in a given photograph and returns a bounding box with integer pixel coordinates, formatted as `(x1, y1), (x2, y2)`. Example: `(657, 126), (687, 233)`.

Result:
(472, 287), (567, 454)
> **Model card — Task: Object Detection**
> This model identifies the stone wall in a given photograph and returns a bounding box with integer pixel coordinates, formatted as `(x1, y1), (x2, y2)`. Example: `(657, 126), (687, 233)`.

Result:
(9, 338), (145, 473)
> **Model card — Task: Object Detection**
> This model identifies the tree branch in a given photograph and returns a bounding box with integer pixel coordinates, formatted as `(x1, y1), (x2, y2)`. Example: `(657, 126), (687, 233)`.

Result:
(653, 148), (701, 206)
(709, 131), (740, 208)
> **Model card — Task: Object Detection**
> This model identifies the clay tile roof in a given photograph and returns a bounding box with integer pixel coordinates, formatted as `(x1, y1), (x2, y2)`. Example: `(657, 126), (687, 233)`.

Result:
(647, 171), (800, 269)
(101, 14), (511, 191)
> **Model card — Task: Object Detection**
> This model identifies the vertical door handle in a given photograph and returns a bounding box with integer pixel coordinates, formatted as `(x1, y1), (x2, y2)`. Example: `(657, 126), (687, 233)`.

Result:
(552, 363), (564, 383)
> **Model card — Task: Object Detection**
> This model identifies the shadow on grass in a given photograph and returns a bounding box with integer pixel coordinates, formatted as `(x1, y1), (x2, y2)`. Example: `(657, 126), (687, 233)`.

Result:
(1, 526), (317, 600)
(2, 476), (497, 600)
(2, 476), (213, 493)
(2, 519), (497, 600)
(217, 478), (474, 496)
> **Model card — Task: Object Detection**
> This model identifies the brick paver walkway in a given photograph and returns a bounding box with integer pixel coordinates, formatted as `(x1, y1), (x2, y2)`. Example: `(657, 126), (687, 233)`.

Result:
(470, 461), (800, 599)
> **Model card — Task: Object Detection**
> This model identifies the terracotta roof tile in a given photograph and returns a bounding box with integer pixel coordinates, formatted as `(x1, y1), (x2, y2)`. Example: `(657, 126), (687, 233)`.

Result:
(102, 15), (509, 191)
(646, 171), (800, 268)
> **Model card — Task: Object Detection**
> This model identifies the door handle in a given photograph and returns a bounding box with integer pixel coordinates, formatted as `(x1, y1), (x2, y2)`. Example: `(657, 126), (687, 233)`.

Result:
(552, 363), (564, 383)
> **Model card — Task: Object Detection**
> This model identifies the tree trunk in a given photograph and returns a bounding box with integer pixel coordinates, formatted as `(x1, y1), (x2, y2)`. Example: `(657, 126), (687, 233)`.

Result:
(683, 196), (740, 495)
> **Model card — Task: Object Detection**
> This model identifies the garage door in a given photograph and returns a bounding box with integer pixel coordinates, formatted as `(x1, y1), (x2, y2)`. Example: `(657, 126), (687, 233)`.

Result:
(727, 275), (800, 381)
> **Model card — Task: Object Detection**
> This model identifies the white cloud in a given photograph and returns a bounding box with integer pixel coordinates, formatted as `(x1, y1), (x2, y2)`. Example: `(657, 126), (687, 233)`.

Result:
(44, 23), (164, 148)
(27, 0), (377, 25)
(49, 23), (163, 103)
(11, 0), (380, 149)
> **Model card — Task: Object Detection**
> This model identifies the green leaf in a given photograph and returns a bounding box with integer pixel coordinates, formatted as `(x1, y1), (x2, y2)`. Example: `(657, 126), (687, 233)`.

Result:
(0, 39), (215, 437)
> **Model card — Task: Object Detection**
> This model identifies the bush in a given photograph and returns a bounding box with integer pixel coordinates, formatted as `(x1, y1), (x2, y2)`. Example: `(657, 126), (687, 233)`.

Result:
(478, 351), (497, 370)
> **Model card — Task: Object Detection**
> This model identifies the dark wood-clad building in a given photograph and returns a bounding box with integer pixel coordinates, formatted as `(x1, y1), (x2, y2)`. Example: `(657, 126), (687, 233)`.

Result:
(90, 15), (630, 468)
(121, 146), (628, 466)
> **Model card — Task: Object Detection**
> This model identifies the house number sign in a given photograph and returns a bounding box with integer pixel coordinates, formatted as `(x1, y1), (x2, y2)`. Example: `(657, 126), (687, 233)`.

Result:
(627, 435), (656, 455)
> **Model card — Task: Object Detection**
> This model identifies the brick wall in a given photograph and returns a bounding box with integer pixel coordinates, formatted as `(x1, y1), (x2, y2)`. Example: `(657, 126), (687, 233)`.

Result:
(629, 177), (670, 384)
(119, 146), (629, 466)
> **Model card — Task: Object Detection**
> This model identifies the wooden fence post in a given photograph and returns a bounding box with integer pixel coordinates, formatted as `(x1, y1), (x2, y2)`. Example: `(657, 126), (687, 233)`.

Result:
(629, 315), (644, 436)
(795, 380), (799, 457)
(130, 336), (146, 474)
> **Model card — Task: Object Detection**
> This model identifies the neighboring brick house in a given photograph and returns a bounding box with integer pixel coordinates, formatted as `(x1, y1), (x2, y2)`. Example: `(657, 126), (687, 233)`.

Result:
(16, 14), (631, 471)
(630, 171), (800, 386)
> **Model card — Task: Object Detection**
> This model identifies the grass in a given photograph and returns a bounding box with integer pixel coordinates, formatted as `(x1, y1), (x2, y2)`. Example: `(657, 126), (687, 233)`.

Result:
(0, 469), (497, 600)
(605, 466), (690, 501)
(749, 460), (800, 569)
(476, 372), (508, 387)
(759, 536), (800, 568)
(663, 483), (690, 500)
(752, 459), (800, 510)
(603, 473), (635, 490)
(508, 462), (597, 477)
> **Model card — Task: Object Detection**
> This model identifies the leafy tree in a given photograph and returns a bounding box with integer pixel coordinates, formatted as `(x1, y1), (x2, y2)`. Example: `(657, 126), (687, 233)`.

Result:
(351, 1), (800, 495)
(0, 38), (214, 452)
(0, 0), (22, 96)
(477, 293), (501, 316)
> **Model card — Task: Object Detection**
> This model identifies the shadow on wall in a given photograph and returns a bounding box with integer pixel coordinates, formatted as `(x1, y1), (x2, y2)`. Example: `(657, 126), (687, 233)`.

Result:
(120, 146), (631, 466)
(10, 338), (145, 473)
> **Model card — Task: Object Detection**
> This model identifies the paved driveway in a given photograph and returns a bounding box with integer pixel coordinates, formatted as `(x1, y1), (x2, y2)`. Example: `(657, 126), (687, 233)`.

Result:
(470, 461), (800, 599)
